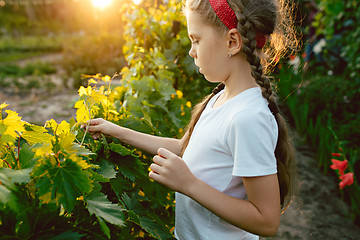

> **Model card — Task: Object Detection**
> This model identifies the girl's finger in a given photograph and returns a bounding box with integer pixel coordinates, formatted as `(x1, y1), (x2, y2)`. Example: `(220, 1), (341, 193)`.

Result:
(153, 155), (165, 166)
(149, 171), (166, 185)
(88, 118), (102, 125)
(92, 133), (101, 139)
(157, 148), (176, 159)
(149, 163), (162, 174)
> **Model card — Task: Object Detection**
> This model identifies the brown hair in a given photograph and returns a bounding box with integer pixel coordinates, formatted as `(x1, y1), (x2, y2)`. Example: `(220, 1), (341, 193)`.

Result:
(182, 0), (298, 211)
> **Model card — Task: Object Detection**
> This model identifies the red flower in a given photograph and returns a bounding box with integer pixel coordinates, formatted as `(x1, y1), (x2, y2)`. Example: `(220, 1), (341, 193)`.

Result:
(330, 159), (348, 175)
(302, 52), (307, 59)
(331, 153), (342, 157)
(339, 173), (354, 189)
(289, 55), (296, 61)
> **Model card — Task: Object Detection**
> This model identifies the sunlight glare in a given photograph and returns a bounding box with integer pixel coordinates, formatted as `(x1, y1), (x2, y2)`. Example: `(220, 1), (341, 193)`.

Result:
(91, 0), (113, 9)
(133, 0), (142, 5)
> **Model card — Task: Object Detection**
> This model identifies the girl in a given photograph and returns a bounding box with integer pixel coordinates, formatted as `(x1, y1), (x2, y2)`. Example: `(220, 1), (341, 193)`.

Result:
(85, 0), (297, 239)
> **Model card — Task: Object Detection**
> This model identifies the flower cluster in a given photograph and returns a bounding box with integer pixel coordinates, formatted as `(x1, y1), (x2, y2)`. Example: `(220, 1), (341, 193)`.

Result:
(330, 151), (354, 189)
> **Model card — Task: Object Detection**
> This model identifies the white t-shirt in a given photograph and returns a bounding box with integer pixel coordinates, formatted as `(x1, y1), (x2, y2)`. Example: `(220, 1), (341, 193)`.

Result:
(175, 87), (278, 240)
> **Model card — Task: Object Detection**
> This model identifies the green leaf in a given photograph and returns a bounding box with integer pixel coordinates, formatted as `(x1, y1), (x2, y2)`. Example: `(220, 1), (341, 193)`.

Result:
(33, 157), (93, 211)
(22, 125), (53, 145)
(98, 160), (116, 179)
(109, 143), (135, 156)
(139, 216), (174, 240)
(121, 194), (174, 240)
(19, 143), (37, 169)
(117, 155), (145, 182)
(51, 231), (85, 240)
(0, 168), (32, 184)
(85, 185), (125, 227)
(90, 170), (110, 183)
(97, 217), (111, 239)
(0, 184), (12, 205)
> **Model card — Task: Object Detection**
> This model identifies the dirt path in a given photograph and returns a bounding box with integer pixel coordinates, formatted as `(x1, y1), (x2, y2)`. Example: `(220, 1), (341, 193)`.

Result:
(262, 135), (360, 240)
(0, 90), (78, 125)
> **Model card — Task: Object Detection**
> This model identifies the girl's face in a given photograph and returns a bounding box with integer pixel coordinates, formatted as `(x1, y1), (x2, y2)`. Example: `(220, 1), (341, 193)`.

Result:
(186, 10), (230, 83)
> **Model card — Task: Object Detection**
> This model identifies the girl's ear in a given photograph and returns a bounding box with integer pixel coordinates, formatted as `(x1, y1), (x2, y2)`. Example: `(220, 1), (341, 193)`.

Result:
(227, 28), (242, 55)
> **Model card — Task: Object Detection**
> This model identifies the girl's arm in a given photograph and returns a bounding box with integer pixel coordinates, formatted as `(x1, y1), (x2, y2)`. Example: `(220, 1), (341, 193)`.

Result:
(149, 148), (281, 237)
(85, 118), (185, 156)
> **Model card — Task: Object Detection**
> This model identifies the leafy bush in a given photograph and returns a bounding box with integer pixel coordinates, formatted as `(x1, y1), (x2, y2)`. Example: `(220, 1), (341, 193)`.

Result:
(312, 0), (360, 81)
(296, 73), (360, 149)
(0, 68), (190, 238)
(121, 2), (215, 103)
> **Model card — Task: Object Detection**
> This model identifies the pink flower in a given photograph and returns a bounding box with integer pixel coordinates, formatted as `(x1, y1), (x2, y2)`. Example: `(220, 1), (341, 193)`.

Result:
(330, 159), (348, 176)
(339, 173), (354, 189)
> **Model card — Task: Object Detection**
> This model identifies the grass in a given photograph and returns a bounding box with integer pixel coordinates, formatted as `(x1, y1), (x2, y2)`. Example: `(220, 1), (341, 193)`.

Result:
(0, 35), (65, 64)
(0, 51), (46, 63)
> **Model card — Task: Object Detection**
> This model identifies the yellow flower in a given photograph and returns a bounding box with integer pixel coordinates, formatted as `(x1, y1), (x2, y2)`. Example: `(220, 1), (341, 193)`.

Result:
(186, 101), (192, 108)
(76, 196), (84, 201)
(102, 75), (111, 82)
(88, 79), (97, 84)
(0, 102), (9, 110)
(176, 90), (183, 98)
(138, 190), (145, 197)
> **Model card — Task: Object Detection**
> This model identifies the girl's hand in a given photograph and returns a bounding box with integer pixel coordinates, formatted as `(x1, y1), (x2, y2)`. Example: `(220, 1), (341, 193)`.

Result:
(81, 118), (118, 140)
(149, 148), (196, 195)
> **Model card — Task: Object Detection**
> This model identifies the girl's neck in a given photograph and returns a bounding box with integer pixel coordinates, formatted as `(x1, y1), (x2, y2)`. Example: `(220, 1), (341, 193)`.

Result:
(215, 55), (258, 106)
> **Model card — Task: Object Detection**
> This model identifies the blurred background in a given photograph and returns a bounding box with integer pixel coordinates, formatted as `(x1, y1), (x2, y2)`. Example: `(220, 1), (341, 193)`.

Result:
(0, 0), (359, 238)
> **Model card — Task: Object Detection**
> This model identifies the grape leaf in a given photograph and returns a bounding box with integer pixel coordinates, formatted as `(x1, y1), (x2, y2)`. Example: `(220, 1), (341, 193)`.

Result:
(33, 158), (93, 211)
(19, 143), (38, 169)
(74, 100), (91, 123)
(51, 231), (85, 240)
(22, 125), (53, 145)
(109, 143), (135, 156)
(2, 110), (25, 138)
(0, 168), (31, 184)
(97, 160), (116, 179)
(85, 184), (125, 227)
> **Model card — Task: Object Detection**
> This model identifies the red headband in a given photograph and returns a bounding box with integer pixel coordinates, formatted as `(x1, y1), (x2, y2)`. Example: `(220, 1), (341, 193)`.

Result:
(209, 0), (268, 49)
(256, 33), (269, 49)
(209, 0), (237, 30)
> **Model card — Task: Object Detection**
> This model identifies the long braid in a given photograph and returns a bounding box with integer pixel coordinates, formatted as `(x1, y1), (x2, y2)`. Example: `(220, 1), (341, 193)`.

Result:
(237, 11), (295, 209)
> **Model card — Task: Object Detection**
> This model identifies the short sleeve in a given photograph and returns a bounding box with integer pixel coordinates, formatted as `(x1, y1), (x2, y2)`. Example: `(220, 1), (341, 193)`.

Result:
(226, 108), (278, 177)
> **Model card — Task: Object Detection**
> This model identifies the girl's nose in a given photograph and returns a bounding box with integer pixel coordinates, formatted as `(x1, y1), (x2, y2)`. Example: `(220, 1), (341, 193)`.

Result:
(188, 46), (196, 58)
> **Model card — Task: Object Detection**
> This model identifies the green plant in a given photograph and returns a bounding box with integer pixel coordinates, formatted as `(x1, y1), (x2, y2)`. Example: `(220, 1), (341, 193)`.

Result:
(312, 0), (360, 81)
(329, 128), (360, 224)
(0, 72), (180, 238)
(121, 2), (215, 103)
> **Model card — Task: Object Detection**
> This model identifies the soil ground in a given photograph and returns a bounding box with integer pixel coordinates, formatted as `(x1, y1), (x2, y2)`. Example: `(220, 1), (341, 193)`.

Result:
(1, 54), (360, 239)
